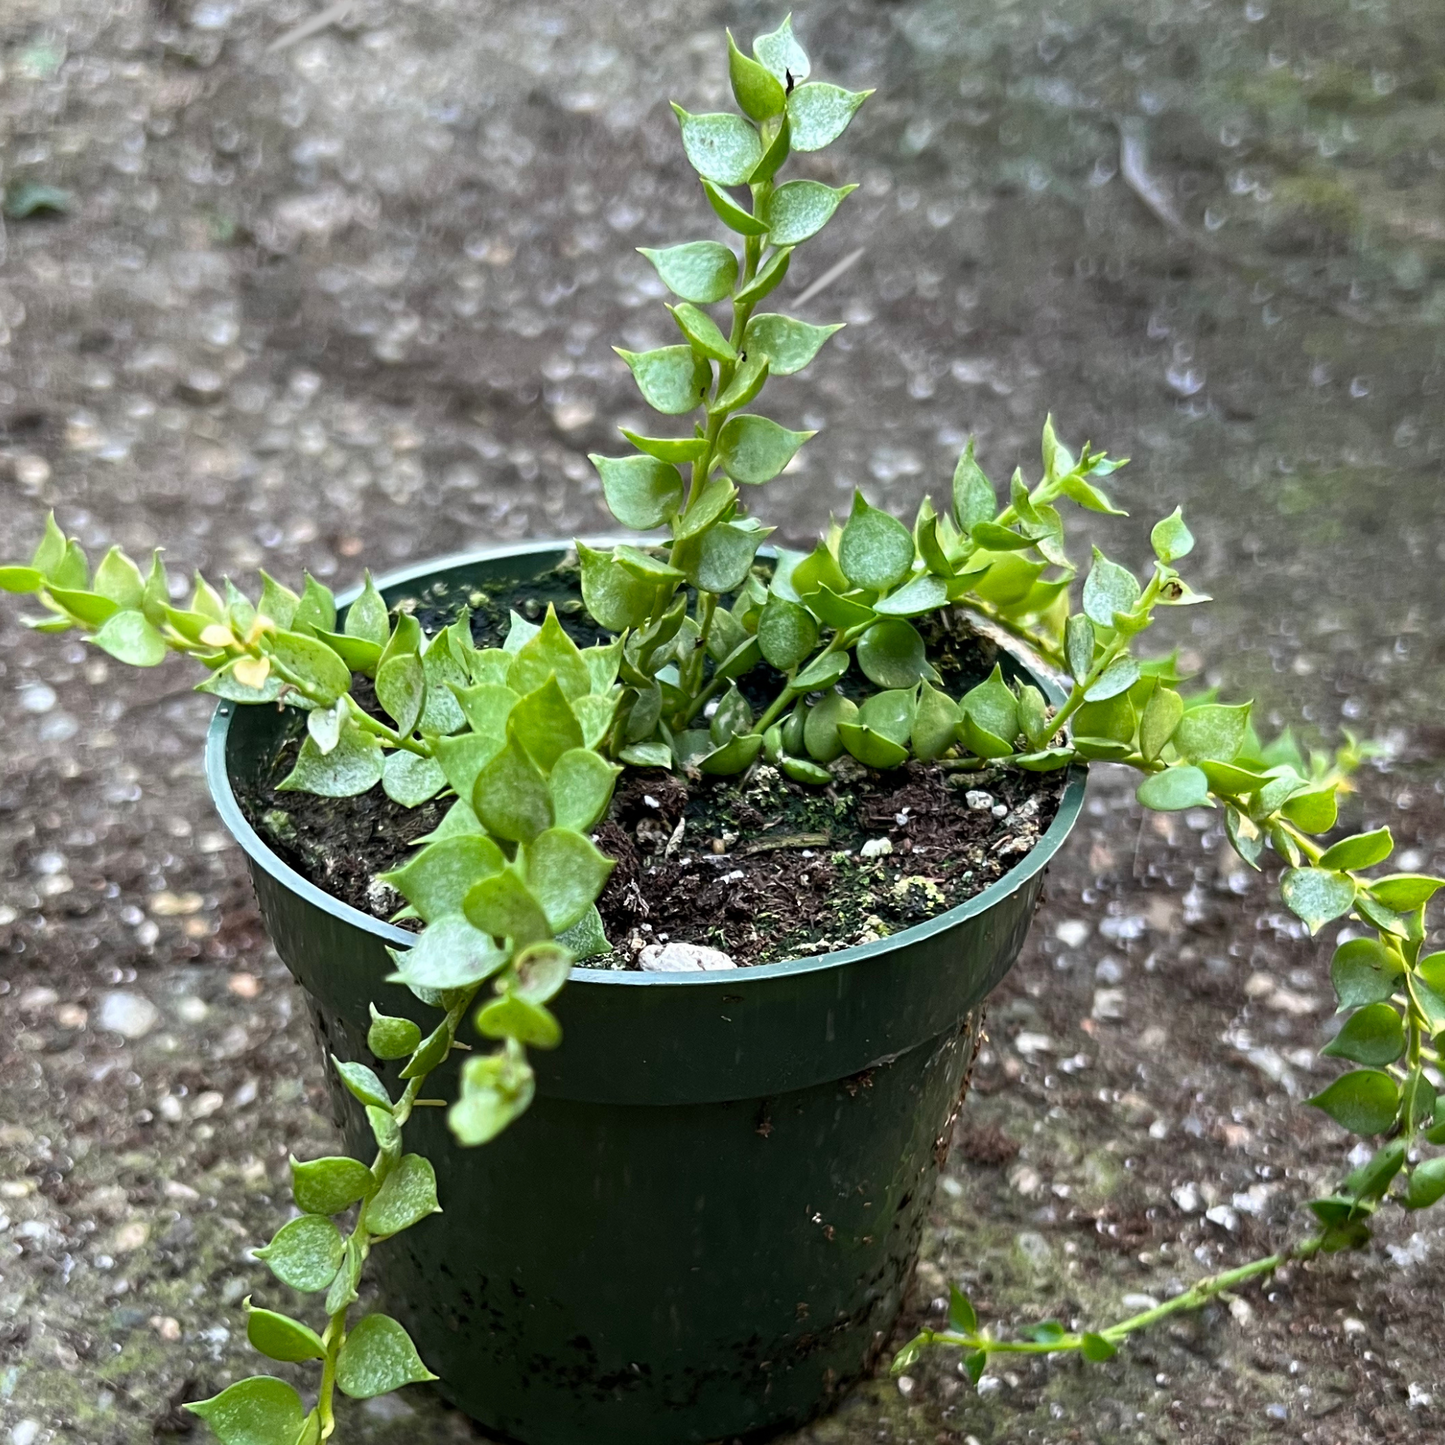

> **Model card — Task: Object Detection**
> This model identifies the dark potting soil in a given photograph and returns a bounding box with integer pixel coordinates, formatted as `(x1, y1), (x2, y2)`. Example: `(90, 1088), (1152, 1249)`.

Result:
(233, 562), (1067, 969)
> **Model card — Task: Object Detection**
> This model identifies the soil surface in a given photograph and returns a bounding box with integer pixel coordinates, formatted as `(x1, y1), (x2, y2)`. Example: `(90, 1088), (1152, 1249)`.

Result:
(1, 2), (1443, 1445)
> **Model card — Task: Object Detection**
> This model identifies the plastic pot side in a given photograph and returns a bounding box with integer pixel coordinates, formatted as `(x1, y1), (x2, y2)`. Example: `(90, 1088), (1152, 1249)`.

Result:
(205, 541), (1086, 1445)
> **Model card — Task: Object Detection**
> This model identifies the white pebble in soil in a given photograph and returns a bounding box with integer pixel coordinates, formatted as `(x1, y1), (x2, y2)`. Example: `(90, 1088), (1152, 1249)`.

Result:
(964, 790), (994, 811)
(638, 942), (737, 972)
(97, 991), (161, 1039)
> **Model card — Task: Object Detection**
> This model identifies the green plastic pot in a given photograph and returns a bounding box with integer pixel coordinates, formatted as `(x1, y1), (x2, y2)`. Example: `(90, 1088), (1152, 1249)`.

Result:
(205, 542), (1086, 1445)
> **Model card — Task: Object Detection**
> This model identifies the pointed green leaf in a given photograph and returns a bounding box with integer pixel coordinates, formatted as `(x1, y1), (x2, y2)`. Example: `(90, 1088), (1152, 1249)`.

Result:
(619, 430), (708, 465)
(734, 245), (793, 305)
(1319, 828), (1394, 873)
(1307, 1069), (1400, 1136)
(1139, 684), (1183, 763)
(701, 177), (769, 235)
(279, 725), (382, 798)
(344, 572), (391, 647)
(717, 414), (812, 485)
(270, 629), (353, 705)
(786, 81), (870, 151)
(290, 1156), (374, 1217)
(1369, 874), (1444, 910)
(1081, 1333), (1118, 1362)
(336, 1314), (437, 1399)
(743, 313), (842, 376)
(368, 1005), (422, 1061)
(1281, 785), (1339, 835)
(1084, 658), (1140, 702)
(549, 748), (621, 832)
(947, 1284), (977, 1334)
(673, 519), (770, 593)
(91, 609), (169, 667)
(382, 750), (447, 807)
(1172, 703), (1251, 764)
(1136, 764), (1210, 812)
(1064, 614), (1095, 685)
(753, 15), (810, 85)
(578, 541), (664, 632)
(839, 493), (915, 591)
(391, 916), (509, 991)
(1322, 1003), (1405, 1066)
(960, 664), (1020, 744)
(615, 345), (710, 415)
(464, 866), (551, 947)
(1150, 506), (1195, 563)
(728, 28), (786, 119)
(757, 595), (818, 670)
(1081, 549), (1141, 627)
(763, 180), (857, 246)
(375, 653), (425, 736)
(512, 940), (575, 1003)
(246, 1304), (326, 1363)
(185, 1378), (305, 1445)
(473, 731), (554, 844)
(93, 547), (145, 609)
(510, 677), (584, 773)
(637, 242), (737, 304)
(952, 439), (996, 534)
(669, 302), (736, 362)
(708, 351), (770, 414)
(256, 1213), (345, 1293)
(837, 721), (909, 769)
(526, 827), (615, 933)
(672, 104), (764, 185)
(30, 513), (68, 577)
(1281, 867), (1357, 934)
(364, 1154), (439, 1237)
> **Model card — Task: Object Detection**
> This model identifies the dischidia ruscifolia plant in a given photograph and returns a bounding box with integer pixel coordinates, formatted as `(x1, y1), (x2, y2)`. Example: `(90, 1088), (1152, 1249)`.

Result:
(1, 14), (1441, 1442)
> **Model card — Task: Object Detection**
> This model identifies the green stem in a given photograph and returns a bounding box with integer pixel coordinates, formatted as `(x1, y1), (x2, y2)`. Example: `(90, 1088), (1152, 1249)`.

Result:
(750, 622), (869, 737)
(344, 695), (431, 757)
(313, 989), (474, 1438)
(919, 1235), (1323, 1366)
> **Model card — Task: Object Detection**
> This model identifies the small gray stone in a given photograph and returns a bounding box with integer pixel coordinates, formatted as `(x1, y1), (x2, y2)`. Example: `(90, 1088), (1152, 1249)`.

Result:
(97, 991), (161, 1039)
(637, 942), (737, 973)
(964, 789), (994, 811)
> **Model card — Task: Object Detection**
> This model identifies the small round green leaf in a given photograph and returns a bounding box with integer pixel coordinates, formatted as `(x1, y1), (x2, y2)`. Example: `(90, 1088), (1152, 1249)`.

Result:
(474, 733), (555, 843)
(615, 345), (710, 416)
(763, 180), (856, 246)
(637, 242), (737, 304)
(757, 596), (819, 671)
(742, 313), (842, 376)
(786, 81), (870, 151)
(1172, 703), (1251, 765)
(279, 726), (383, 799)
(1405, 1158), (1445, 1210)
(185, 1377), (305, 1445)
(335, 1313), (438, 1399)
(364, 1154), (439, 1237)
(92, 610), (168, 667)
(476, 993), (563, 1050)
(1330, 937), (1403, 1011)
(717, 414), (813, 485)
(1319, 827), (1394, 873)
(856, 618), (928, 689)
(1081, 549), (1141, 627)
(526, 827), (615, 933)
(1322, 1003), (1405, 1067)
(1136, 765), (1210, 813)
(1281, 867), (1356, 935)
(672, 105), (764, 185)
(367, 1006), (422, 1061)
(1149, 507), (1195, 564)
(1307, 1069), (1400, 1136)
(804, 693), (858, 762)
(291, 1155), (374, 1217)
(256, 1214), (345, 1293)
(753, 14), (810, 84)
(839, 493), (915, 592)
(246, 1303), (326, 1363)
(549, 747), (621, 833)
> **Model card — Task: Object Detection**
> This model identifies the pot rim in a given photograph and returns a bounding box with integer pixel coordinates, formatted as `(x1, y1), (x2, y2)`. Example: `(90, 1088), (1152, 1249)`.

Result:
(205, 539), (1087, 990)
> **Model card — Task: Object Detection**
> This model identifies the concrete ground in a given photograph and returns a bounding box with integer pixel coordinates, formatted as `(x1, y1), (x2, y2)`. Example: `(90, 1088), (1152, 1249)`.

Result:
(0, 1), (1442, 1442)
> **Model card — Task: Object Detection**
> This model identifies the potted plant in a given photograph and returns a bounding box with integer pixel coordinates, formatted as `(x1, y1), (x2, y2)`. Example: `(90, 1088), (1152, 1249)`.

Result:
(2, 17), (1440, 1445)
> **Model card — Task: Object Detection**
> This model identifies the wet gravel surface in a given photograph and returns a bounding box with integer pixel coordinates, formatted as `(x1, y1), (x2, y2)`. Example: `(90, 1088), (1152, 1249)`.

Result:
(1, 1), (1442, 1442)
